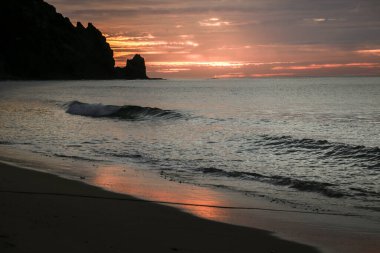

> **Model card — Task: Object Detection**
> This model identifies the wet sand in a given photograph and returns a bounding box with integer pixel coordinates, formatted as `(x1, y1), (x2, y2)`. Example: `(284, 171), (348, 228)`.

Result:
(0, 162), (319, 253)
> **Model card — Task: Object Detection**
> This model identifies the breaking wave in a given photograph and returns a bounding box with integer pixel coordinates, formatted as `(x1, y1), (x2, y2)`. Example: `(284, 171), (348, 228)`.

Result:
(65, 101), (183, 120)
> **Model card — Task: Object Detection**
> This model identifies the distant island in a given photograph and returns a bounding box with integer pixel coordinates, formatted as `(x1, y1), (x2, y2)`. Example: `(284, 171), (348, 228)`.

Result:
(0, 0), (150, 80)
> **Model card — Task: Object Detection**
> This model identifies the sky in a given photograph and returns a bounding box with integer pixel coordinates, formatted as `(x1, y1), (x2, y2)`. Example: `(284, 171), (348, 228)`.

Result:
(46, 0), (380, 78)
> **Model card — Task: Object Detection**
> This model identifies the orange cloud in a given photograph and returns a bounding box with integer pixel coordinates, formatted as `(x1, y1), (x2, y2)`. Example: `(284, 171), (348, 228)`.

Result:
(148, 61), (247, 68)
(106, 33), (201, 66)
(199, 18), (230, 27)
(148, 61), (294, 68)
(155, 68), (191, 73)
(213, 73), (246, 79)
(107, 39), (199, 48)
(356, 49), (380, 56)
(273, 62), (380, 70)
(251, 73), (295, 77)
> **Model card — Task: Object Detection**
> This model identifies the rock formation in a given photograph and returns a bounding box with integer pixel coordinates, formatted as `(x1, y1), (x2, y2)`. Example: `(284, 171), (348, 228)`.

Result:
(0, 0), (115, 80)
(125, 54), (148, 79)
(114, 55), (149, 80)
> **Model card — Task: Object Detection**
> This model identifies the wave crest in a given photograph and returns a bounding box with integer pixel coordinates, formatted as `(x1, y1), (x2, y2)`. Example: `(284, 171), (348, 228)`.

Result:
(65, 101), (183, 120)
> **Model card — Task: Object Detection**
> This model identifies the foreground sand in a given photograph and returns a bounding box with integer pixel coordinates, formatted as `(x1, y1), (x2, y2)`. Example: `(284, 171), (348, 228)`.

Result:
(0, 162), (319, 253)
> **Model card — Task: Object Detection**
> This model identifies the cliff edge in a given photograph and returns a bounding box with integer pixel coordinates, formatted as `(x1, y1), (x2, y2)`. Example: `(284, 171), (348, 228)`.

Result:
(0, 0), (115, 80)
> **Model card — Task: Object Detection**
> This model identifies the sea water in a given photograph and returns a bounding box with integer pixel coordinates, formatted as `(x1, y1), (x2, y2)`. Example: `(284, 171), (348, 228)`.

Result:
(0, 77), (379, 222)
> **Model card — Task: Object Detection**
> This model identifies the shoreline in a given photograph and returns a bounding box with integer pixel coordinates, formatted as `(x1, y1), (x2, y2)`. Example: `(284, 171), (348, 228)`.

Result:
(0, 161), (319, 253)
(0, 146), (380, 253)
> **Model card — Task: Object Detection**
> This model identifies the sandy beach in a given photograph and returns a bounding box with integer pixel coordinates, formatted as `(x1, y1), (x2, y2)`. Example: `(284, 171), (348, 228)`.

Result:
(0, 162), (319, 253)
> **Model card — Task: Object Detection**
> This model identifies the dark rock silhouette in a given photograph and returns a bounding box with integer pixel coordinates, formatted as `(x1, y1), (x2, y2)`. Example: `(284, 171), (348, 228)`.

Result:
(126, 54), (148, 79)
(114, 67), (128, 79)
(114, 55), (149, 80)
(0, 0), (115, 80)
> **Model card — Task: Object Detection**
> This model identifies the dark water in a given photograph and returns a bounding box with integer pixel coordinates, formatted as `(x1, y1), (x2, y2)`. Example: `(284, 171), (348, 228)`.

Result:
(0, 77), (379, 219)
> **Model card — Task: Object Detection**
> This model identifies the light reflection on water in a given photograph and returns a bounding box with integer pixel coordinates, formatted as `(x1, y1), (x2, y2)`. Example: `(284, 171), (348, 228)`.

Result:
(90, 164), (230, 221)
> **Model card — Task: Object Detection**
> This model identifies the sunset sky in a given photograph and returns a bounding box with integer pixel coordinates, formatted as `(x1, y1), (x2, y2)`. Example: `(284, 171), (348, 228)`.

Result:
(46, 0), (380, 78)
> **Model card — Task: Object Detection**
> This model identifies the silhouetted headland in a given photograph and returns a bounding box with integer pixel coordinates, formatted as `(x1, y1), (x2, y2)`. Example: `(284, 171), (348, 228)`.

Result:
(0, 0), (151, 80)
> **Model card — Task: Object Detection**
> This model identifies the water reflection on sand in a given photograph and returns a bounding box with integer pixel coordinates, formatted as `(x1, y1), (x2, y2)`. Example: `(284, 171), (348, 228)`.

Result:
(91, 164), (231, 221)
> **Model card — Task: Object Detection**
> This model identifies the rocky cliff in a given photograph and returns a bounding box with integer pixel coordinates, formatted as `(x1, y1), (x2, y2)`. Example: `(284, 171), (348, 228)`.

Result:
(0, 0), (115, 80)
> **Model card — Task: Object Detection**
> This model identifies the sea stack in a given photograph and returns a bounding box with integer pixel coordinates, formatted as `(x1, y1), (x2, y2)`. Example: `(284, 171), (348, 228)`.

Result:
(125, 54), (148, 79)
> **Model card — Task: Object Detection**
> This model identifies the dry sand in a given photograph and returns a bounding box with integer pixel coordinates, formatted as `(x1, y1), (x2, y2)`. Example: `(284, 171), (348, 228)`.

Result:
(0, 162), (319, 253)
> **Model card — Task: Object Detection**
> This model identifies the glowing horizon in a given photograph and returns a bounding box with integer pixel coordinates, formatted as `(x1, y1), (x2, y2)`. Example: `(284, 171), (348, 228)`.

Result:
(46, 0), (380, 78)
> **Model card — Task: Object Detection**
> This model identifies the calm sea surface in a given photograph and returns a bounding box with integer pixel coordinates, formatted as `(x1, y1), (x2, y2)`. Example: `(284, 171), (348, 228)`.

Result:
(0, 77), (379, 220)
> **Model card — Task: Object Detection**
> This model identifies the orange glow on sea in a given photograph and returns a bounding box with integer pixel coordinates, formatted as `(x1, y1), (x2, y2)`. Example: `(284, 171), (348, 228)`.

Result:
(90, 164), (231, 221)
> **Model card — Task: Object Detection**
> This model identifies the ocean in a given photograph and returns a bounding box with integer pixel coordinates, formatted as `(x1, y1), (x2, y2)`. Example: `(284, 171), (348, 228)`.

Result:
(0, 77), (379, 222)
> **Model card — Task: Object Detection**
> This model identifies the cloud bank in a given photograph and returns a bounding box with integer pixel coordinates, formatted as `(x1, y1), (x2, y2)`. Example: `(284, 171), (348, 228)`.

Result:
(46, 0), (380, 78)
